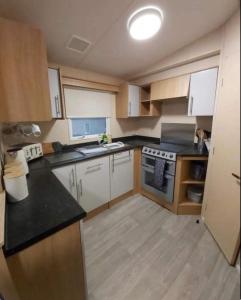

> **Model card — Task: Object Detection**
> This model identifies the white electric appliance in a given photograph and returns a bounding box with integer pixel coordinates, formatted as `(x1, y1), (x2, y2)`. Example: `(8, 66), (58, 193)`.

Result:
(10, 143), (43, 161)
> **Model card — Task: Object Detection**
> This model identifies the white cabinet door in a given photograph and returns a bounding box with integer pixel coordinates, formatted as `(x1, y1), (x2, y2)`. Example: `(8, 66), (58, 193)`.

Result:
(48, 68), (62, 118)
(110, 150), (134, 200)
(188, 68), (218, 116)
(128, 85), (140, 117)
(52, 164), (77, 200)
(76, 156), (110, 212)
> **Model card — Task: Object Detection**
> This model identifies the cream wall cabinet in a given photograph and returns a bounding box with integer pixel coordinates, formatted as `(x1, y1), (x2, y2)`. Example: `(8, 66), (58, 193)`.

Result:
(110, 150), (134, 199)
(188, 68), (218, 116)
(75, 156), (110, 212)
(48, 68), (63, 119)
(150, 74), (190, 101)
(116, 83), (140, 118)
(0, 18), (51, 122)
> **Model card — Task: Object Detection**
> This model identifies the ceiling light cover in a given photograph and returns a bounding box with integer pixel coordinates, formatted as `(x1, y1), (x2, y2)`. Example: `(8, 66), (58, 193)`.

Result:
(128, 6), (163, 40)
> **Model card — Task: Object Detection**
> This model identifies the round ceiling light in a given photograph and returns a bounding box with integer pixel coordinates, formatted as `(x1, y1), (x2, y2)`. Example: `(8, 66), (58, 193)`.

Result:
(127, 6), (163, 41)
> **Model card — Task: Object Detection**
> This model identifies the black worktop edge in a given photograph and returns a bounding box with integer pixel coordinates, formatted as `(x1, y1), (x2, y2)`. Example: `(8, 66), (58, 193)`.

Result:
(3, 213), (86, 257)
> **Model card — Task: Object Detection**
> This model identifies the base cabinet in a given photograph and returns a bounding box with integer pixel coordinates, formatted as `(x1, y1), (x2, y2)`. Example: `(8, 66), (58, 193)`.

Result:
(76, 156), (110, 212)
(52, 151), (135, 215)
(110, 150), (134, 200)
(6, 223), (86, 300)
(52, 165), (77, 201)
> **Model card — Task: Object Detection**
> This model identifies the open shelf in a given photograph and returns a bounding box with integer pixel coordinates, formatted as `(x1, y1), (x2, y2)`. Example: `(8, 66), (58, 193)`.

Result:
(182, 179), (205, 185)
(179, 201), (202, 207)
(140, 86), (161, 117)
(174, 157), (208, 215)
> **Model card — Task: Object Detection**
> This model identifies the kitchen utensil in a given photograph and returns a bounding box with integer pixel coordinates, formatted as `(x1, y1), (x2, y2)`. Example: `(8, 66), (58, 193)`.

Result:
(42, 143), (55, 155)
(187, 186), (204, 203)
(191, 161), (207, 180)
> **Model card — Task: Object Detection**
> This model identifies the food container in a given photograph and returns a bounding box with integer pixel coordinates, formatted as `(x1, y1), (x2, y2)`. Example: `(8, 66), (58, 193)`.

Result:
(191, 161), (206, 180)
(187, 186), (204, 203)
(4, 170), (29, 202)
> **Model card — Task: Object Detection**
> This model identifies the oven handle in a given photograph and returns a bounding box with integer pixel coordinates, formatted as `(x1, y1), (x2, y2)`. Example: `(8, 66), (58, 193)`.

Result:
(142, 165), (154, 172)
(142, 166), (174, 179)
(142, 154), (156, 160)
(142, 154), (175, 165)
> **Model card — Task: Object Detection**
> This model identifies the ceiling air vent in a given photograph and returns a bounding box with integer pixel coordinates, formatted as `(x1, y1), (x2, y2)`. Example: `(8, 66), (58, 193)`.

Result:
(66, 35), (91, 53)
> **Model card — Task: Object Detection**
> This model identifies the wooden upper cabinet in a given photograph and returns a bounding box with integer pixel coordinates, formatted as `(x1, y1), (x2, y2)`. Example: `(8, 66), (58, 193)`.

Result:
(0, 18), (52, 122)
(150, 74), (190, 101)
(116, 83), (140, 118)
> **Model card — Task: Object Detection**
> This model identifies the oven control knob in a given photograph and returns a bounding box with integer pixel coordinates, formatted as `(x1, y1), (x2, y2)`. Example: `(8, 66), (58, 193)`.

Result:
(153, 151), (156, 154)
(149, 150), (152, 153)
(157, 151), (160, 155)
(170, 154), (173, 159)
(162, 153), (165, 157)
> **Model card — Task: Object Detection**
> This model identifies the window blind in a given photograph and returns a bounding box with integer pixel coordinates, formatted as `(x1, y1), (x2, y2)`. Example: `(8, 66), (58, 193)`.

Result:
(64, 87), (114, 118)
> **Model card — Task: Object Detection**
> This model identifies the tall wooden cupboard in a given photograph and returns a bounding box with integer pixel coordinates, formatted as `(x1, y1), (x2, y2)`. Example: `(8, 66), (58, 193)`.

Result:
(0, 18), (51, 122)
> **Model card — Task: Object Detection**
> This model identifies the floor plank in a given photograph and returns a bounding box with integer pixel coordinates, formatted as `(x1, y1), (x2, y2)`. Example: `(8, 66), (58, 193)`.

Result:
(83, 195), (240, 300)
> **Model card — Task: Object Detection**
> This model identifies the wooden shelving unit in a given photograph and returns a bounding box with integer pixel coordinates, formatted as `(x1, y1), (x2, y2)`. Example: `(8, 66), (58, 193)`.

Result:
(174, 156), (208, 215)
(181, 179), (205, 185)
(140, 86), (161, 117)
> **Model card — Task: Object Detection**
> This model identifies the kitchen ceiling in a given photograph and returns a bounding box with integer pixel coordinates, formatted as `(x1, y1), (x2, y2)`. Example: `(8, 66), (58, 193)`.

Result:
(0, 0), (239, 79)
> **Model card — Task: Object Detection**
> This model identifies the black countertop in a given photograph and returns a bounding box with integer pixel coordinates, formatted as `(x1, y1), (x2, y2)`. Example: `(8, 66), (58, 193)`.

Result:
(4, 167), (86, 257)
(4, 135), (208, 257)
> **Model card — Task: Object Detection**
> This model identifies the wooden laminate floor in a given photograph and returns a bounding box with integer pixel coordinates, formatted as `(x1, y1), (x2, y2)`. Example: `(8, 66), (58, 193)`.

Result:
(83, 195), (240, 300)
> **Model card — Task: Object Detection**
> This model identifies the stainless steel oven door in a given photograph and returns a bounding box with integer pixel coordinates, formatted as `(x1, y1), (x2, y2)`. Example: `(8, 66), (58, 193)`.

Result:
(142, 154), (176, 175)
(141, 164), (175, 204)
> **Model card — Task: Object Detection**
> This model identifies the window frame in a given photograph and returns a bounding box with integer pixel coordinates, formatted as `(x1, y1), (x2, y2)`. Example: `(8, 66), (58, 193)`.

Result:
(68, 116), (110, 141)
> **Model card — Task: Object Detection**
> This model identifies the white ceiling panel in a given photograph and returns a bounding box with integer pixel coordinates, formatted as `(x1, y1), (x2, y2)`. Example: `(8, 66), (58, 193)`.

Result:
(0, 0), (239, 78)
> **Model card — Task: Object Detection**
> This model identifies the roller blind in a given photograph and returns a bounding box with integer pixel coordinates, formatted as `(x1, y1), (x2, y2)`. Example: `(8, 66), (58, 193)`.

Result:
(64, 87), (114, 118)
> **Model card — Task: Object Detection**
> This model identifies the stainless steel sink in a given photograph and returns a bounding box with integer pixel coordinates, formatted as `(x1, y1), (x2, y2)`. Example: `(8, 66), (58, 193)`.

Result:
(75, 145), (108, 155)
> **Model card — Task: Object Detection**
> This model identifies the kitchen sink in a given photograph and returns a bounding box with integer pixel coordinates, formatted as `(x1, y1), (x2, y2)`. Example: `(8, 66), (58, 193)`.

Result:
(75, 145), (108, 155)
(75, 142), (125, 155)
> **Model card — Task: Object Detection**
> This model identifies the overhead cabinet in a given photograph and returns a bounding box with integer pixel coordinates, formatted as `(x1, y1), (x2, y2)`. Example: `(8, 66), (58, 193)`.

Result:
(48, 68), (63, 119)
(150, 74), (190, 101)
(0, 18), (52, 122)
(188, 68), (218, 116)
(110, 150), (134, 199)
(116, 83), (140, 118)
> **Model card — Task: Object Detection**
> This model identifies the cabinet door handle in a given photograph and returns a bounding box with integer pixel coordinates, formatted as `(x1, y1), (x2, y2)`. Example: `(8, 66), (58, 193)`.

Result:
(190, 96), (194, 115)
(128, 102), (131, 116)
(112, 156), (114, 173)
(55, 95), (61, 117)
(232, 173), (240, 180)
(79, 179), (83, 197)
(71, 169), (75, 187)
(87, 163), (103, 170)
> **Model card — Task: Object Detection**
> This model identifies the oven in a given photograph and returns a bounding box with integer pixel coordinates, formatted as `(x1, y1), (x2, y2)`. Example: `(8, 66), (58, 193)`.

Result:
(141, 154), (176, 204)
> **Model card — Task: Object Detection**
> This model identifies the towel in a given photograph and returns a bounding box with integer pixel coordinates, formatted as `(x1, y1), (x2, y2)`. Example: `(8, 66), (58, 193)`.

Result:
(154, 158), (166, 189)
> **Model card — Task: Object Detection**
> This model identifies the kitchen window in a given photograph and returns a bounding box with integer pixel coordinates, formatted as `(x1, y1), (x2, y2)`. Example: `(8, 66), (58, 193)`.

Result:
(69, 117), (110, 140)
